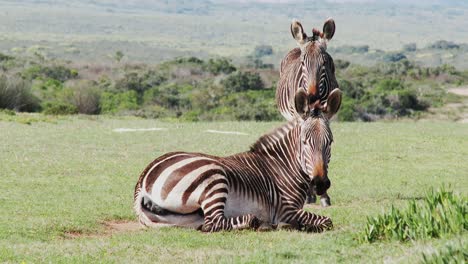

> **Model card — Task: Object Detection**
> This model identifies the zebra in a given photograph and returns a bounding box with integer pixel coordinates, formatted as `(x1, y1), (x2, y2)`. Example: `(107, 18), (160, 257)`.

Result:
(133, 89), (342, 232)
(276, 18), (339, 207)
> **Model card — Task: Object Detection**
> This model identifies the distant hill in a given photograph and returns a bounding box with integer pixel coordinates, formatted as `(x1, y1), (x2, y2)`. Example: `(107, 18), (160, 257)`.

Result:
(0, 0), (467, 67)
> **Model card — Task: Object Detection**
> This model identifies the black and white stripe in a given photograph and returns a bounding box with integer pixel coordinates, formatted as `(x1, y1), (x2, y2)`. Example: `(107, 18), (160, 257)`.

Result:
(276, 30), (338, 206)
(134, 115), (334, 232)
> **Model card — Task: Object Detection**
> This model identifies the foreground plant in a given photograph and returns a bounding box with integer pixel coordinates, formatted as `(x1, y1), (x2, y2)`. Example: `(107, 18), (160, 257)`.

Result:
(361, 188), (467, 243)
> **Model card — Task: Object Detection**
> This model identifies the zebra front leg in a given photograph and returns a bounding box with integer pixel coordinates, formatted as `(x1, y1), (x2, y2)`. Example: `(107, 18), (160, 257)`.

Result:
(199, 191), (260, 232)
(201, 213), (261, 232)
(288, 209), (333, 233)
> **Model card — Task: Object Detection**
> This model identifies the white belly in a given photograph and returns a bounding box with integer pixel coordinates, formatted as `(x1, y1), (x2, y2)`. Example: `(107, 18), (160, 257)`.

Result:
(224, 191), (272, 222)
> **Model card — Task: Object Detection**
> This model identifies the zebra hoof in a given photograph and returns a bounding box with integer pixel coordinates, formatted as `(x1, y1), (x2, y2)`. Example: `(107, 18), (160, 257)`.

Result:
(200, 223), (213, 232)
(249, 216), (262, 230)
(257, 222), (274, 232)
(322, 217), (333, 230)
(276, 223), (296, 231)
(320, 197), (331, 207)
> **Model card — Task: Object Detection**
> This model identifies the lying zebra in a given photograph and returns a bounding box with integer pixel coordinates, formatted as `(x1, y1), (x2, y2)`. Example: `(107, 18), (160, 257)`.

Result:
(134, 89), (341, 232)
(277, 18), (339, 207)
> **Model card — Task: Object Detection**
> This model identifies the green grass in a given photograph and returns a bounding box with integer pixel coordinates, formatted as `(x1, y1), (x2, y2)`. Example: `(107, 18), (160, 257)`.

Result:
(421, 241), (468, 264)
(0, 115), (467, 263)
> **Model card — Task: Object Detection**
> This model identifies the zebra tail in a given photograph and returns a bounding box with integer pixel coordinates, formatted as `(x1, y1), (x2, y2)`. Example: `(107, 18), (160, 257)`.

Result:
(134, 187), (166, 228)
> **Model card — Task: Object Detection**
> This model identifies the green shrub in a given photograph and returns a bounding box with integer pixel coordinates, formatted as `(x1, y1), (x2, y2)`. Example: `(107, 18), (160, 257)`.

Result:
(204, 58), (236, 75)
(100, 91), (139, 113)
(0, 52), (14, 62)
(0, 75), (41, 112)
(62, 81), (101, 114)
(383, 52), (407, 62)
(0, 108), (16, 115)
(23, 65), (78, 82)
(221, 71), (264, 92)
(220, 90), (280, 121)
(143, 83), (193, 111)
(337, 96), (356, 121)
(428, 40), (459, 50)
(42, 102), (78, 115)
(361, 188), (467, 243)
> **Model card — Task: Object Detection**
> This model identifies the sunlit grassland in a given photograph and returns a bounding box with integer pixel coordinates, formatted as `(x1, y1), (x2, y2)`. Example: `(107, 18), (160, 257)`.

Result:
(0, 115), (466, 263)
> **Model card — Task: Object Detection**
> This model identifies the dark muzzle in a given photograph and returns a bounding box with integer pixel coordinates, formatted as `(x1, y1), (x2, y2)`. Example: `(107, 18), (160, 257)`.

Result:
(314, 178), (331, 196)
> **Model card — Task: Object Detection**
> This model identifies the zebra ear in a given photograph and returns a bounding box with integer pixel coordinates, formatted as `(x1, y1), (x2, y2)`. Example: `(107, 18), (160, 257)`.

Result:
(324, 88), (342, 119)
(294, 88), (308, 118)
(291, 19), (308, 45)
(322, 18), (335, 41)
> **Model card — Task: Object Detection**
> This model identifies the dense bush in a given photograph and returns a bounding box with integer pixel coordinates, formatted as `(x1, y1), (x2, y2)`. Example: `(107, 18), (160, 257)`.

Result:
(42, 102), (78, 115)
(0, 52), (14, 62)
(0, 75), (40, 112)
(204, 58), (236, 75)
(428, 40), (460, 50)
(22, 65), (78, 82)
(221, 71), (264, 92)
(0, 54), (466, 121)
(100, 91), (139, 113)
(143, 83), (193, 114)
(221, 90), (280, 121)
(62, 81), (101, 114)
(383, 52), (407, 62)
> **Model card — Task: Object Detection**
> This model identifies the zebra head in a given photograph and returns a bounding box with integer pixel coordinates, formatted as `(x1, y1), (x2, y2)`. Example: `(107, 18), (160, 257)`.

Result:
(291, 18), (338, 116)
(297, 89), (342, 195)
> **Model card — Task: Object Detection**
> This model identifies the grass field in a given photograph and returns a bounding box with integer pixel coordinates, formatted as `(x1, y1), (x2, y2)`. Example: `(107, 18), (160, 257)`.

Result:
(0, 115), (467, 263)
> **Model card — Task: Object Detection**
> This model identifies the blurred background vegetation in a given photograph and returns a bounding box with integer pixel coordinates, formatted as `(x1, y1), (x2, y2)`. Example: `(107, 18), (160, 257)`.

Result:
(1, 0), (468, 122)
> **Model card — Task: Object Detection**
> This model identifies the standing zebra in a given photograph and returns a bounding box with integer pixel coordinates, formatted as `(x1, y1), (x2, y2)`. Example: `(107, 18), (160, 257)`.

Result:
(134, 89), (342, 232)
(276, 18), (340, 207)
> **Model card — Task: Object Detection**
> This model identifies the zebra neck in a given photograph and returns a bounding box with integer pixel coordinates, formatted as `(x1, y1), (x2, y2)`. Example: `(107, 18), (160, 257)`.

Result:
(250, 120), (297, 151)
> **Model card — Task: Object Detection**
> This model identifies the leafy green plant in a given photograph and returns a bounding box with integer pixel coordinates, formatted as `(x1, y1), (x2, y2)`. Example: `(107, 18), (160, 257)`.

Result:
(100, 91), (139, 114)
(361, 188), (467, 243)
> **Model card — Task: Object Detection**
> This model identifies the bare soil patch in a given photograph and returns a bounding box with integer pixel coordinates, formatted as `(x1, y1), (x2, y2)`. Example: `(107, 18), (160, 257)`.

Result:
(448, 87), (468, 96)
(104, 220), (142, 233)
(62, 220), (142, 239)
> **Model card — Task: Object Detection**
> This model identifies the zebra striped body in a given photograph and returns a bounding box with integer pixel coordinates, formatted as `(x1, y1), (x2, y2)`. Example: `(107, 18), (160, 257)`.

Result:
(276, 30), (338, 122)
(134, 116), (335, 232)
(276, 19), (340, 206)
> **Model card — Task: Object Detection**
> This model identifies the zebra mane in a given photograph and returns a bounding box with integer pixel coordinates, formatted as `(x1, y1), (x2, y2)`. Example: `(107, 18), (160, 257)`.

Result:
(249, 120), (299, 153)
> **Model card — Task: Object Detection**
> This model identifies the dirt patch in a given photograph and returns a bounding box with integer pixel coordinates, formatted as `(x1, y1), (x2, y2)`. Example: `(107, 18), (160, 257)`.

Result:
(448, 87), (468, 96)
(104, 220), (142, 233)
(62, 221), (142, 239)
